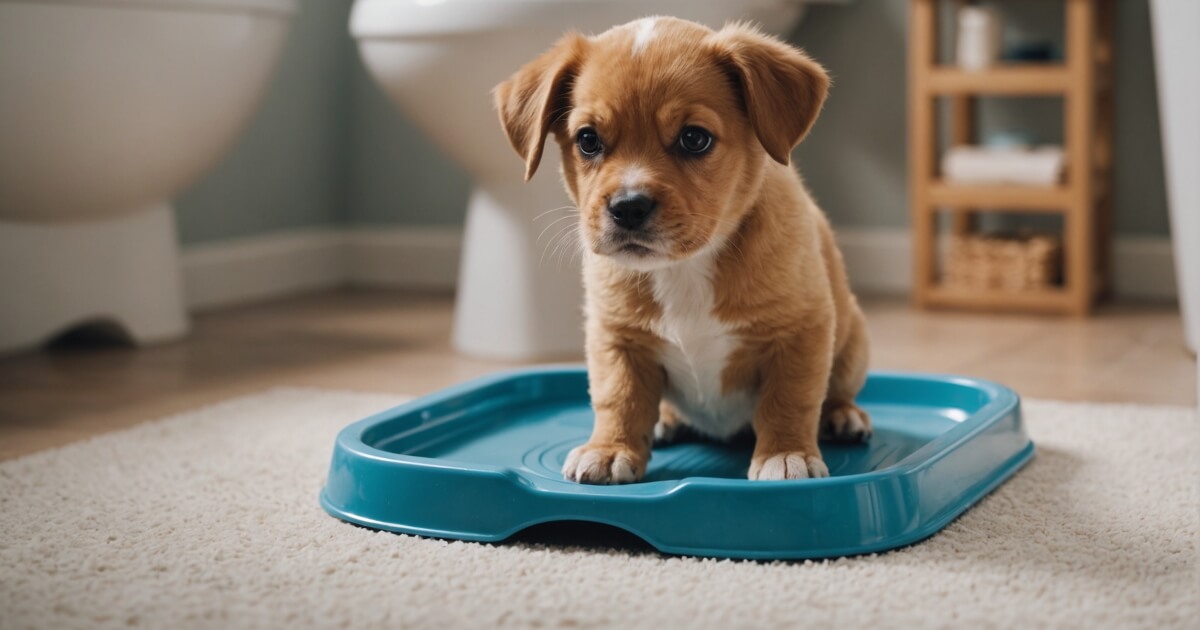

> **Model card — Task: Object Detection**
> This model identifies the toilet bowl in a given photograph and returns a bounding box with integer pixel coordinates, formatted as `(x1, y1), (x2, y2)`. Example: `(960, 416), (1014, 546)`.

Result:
(0, 0), (295, 352)
(350, 0), (839, 360)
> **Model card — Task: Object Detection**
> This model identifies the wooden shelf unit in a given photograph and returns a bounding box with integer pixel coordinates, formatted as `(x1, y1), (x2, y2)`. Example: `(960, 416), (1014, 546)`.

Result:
(908, 0), (1115, 315)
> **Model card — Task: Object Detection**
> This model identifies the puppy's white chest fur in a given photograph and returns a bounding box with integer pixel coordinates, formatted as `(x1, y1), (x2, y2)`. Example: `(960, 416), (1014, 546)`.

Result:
(650, 254), (755, 440)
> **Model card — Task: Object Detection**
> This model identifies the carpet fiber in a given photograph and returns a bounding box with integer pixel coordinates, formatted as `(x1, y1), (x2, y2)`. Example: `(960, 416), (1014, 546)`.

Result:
(1, 389), (1197, 629)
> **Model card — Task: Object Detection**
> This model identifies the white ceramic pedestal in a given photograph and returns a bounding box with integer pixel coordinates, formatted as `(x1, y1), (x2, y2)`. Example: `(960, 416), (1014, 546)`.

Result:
(1151, 0), (1200, 361)
(453, 172), (586, 360)
(0, 205), (189, 353)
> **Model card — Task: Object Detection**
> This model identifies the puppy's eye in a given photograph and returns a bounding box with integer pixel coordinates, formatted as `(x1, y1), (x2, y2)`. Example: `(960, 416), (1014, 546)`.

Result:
(576, 128), (602, 157)
(678, 126), (714, 155)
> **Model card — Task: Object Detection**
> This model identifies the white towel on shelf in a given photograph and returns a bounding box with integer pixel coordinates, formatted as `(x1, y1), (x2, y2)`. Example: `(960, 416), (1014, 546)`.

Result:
(942, 145), (1066, 186)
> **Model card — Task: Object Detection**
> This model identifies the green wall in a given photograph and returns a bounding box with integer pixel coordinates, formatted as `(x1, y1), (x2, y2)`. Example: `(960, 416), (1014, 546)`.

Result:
(174, 0), (1170, 245)
(175, 0), (354, 245)
(343, 58), (470, 227)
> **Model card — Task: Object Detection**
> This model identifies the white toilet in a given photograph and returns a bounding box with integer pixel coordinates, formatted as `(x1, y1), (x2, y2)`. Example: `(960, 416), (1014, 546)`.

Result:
(350, 0), (839, 360)
(0, 0), (296, 352)
(1150, 0), (1199, 355)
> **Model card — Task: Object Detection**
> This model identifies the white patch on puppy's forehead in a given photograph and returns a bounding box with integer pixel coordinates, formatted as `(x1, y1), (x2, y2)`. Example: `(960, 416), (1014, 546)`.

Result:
(631, 18), (658, 56)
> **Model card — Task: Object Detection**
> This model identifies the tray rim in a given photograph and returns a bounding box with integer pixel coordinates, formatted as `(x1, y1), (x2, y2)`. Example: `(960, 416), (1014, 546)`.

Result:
(326, 365), (1022, 495)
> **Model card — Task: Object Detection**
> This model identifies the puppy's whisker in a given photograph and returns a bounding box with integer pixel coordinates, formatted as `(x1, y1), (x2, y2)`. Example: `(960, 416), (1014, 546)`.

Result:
(570, 230), (585, 267)
(531, 204), (580, 268)
(533, 205), (579, 222)
(545, 225), (567, 262)
(550, 224), (582, 270)
(554, 225), (581, 269)
(533, 210), (575, 225)
(557, 226), (582, 269)
(539, 223), (577, 269)
(547, 230), (570, 270)
(536, 214), (578, 246)
(538, 223), (571, 268)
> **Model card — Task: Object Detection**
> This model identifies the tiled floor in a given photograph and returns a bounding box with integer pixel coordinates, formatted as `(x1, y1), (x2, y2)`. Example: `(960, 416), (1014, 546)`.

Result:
(1, 289), (1194, 459)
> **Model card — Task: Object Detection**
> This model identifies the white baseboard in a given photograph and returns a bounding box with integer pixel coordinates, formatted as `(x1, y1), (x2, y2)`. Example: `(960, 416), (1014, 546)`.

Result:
(179, 225), (1178, 310)
(178, 227), (463, 311)
(344, 227), (462, 290)
(834, 228), (914, 295)
(1112, 236), (1179, 301)
(181, 229), (346, 311)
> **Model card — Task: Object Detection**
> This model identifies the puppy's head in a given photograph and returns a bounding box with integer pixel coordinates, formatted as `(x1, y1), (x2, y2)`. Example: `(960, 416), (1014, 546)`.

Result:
(495, 17), (829, 271)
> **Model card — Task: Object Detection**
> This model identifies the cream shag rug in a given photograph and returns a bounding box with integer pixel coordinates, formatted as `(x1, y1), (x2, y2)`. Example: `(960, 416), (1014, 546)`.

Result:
(1, 388), (1197, 629)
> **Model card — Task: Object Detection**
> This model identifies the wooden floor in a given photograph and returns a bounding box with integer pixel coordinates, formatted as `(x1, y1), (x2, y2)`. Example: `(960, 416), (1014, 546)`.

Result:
(1, 289), (1194, 460)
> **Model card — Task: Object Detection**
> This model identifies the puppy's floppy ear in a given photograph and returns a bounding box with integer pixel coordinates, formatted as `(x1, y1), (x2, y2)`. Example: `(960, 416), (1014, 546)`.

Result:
(714, 23), (830, 165)
(494, 33), (588, 181)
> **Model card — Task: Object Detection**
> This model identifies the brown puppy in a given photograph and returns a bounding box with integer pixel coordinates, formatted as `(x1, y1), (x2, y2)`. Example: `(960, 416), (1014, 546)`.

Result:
(495, 17), (870, 483)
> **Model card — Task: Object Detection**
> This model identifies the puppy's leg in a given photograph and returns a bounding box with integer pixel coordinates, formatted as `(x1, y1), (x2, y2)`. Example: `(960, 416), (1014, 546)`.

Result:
(821, 308), (872, 443)
(562, 326), (662, 484)
(749, 327), (833, 480)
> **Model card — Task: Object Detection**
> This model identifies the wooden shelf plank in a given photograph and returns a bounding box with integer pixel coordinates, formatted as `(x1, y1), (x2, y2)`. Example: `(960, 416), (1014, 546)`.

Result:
(927, 65), (1071, 95)
(928, 181), (1072, 210)
(925, 285), (1075, 313)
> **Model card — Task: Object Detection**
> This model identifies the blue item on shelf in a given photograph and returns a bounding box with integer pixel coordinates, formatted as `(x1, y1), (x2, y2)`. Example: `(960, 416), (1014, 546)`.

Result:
(320, 366), (1034, 559)
(1003, 41), (1060, 62)
(983, 130), (1036, 149)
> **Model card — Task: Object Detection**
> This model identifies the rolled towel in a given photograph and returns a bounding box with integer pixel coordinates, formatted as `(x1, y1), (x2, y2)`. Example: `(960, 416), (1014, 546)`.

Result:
(942, 145), (1066, 186)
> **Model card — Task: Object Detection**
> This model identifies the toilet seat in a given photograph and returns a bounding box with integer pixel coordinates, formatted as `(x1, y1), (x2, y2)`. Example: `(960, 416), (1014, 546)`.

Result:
(353, 0), (599, 38)
(0, 0), (296, 15)
(351, 0), (772, 38)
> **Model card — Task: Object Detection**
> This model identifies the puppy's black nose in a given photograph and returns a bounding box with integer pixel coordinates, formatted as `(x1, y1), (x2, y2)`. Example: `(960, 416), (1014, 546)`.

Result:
(607, 193), (657, 230)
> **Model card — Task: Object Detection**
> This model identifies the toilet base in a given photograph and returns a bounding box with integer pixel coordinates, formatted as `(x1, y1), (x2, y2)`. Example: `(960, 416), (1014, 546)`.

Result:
(453, 181), (585, 360)
(0, 205), (189, 354)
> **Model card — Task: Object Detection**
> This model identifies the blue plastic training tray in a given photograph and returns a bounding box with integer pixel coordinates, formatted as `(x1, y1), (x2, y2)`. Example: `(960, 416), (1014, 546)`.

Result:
(320, 366), (1033, 560)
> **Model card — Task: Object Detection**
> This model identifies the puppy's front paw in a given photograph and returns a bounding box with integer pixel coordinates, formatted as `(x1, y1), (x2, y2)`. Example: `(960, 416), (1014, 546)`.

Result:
(821, 402), (872, 443)
(562, 443), (647, 484)
(748, 451), (829, 480)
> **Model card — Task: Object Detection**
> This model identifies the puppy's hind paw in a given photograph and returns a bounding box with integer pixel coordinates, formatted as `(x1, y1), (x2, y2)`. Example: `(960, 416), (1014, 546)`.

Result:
(748, 451), (829, 481)
(821, 402), (873, 444)
(652, 401), (687, 447)
(652, 419), (679, 446)
(562, 443), (647, 484)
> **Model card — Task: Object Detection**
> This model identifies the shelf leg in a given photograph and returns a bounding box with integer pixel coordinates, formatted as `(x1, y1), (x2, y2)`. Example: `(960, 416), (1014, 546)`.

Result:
(1095, 0), (1116, 299)
(909, 0), (938, 307)
(1065, 0), (1098, 315)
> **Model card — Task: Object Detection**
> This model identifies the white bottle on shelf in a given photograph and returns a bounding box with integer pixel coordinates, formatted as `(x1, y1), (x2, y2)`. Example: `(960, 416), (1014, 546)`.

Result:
(956, 6), (1002, 71)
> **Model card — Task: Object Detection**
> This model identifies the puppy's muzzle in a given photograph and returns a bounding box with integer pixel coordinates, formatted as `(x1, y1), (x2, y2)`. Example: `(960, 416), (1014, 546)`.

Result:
(607, 193), (657, 231)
